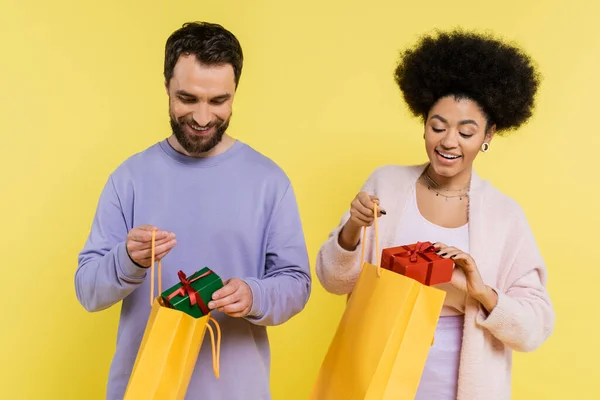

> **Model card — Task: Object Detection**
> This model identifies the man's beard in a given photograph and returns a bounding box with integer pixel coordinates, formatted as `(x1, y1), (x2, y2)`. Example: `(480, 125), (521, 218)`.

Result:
(169, 111), (230, 155)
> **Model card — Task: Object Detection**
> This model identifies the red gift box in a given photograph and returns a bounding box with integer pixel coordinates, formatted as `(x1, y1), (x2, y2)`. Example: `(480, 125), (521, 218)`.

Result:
(381, 242), (453, 286)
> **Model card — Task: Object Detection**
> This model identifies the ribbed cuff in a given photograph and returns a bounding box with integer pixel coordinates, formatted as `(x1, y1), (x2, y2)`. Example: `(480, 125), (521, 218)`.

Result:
(118, 242), (148, 281)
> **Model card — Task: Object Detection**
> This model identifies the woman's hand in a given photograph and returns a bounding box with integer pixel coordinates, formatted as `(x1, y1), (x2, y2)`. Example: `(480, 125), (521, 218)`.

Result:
(434, 242), (498, 313)
(338, 192), (386, 251)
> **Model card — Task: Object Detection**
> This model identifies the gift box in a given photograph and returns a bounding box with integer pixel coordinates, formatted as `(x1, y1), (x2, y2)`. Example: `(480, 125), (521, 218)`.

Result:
(161, 268), (224, 318)
(381, 242), (453, 286)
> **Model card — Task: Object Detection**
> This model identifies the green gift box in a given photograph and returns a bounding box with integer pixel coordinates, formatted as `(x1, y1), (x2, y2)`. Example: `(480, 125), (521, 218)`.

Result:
(161, 268), (224, 318)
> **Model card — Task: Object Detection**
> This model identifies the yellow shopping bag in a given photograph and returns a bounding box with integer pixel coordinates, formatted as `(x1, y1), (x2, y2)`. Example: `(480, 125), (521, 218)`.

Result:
(309, 205), (446, 400)
(123, 229), (221, 400)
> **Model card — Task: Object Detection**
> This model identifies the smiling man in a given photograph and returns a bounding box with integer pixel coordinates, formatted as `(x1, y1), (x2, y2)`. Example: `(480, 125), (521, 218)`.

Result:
(75, 22), (311, 400)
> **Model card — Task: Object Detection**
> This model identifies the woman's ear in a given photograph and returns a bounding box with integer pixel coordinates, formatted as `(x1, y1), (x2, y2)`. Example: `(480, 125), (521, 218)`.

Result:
(485, 124), (497, 143)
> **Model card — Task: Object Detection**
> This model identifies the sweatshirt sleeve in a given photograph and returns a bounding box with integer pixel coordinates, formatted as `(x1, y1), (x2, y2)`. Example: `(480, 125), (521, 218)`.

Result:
(242, 183), (311, 326)
(74, 175), (147, 312)
(314, 169), (380, 295)
(476, 211), (556, 352)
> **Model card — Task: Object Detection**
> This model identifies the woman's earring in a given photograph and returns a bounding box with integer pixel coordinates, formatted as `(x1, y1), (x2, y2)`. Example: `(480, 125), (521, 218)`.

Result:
(481, 142), (490, 152)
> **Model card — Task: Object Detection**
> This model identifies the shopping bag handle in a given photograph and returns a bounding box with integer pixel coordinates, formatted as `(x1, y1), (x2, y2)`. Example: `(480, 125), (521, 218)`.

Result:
(206, 316), (221, 378)
(359, 203), (381, 276)
(150, 228), (163, 306)
(150, 228), (222, 379)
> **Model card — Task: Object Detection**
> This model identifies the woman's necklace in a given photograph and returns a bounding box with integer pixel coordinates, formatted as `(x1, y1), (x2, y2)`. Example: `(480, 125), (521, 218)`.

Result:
(421, 169), (470, 201)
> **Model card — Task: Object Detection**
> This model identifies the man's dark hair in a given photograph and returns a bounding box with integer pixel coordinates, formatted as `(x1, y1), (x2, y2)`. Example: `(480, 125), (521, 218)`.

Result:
(164, 22), (244, 87)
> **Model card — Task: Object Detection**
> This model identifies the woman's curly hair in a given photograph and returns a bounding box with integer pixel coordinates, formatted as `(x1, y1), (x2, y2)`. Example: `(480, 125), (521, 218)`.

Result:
(394, 29), (541, 134)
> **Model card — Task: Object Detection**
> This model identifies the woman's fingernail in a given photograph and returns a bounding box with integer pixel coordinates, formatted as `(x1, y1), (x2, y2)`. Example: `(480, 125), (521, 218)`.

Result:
(441, 253), (447, 257)
(451, 255), (456, 258)
(380, 210), (387, 215)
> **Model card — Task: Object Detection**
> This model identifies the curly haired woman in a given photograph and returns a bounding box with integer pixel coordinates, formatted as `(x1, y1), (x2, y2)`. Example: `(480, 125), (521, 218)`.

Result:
(315, 30), (555, 400)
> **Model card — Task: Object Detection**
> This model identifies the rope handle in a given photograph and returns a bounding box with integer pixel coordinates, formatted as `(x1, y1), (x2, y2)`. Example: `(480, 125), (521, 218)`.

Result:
(150, 228), (162, 306)
(206, 316), (222, 378)
(359, 203), (381, 276)
(150, 227), (221, 379)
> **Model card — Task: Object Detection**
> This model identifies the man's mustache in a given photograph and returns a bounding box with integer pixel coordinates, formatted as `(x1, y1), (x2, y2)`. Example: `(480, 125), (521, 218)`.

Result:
(178, 115), (221, 128)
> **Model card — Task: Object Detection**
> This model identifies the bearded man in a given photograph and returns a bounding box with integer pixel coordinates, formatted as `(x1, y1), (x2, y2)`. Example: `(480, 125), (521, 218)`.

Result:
(74, 21), (311, 400)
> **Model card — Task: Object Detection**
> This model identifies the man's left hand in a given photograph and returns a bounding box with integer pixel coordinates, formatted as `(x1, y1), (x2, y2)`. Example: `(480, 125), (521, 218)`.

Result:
(208, 278), (253, 318)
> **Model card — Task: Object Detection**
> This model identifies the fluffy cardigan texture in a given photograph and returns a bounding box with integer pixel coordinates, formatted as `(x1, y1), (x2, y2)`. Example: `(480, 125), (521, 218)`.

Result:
(315, 164), (555, 400)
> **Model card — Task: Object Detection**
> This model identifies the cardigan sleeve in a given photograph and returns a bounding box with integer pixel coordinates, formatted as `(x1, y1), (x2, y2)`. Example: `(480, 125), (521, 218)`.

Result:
(314, 211), (362, 295)
(315, 168), (382, 295)
(476, 211), (555, 352)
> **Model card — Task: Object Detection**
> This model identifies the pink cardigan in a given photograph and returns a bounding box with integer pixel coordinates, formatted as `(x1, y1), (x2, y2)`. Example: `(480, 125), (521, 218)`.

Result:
(315, 164), (555, 400)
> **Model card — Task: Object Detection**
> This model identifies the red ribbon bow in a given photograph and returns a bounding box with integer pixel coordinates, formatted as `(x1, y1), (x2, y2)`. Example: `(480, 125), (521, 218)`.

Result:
(398, 241), (436, 262)
(166, 270), (213, 315)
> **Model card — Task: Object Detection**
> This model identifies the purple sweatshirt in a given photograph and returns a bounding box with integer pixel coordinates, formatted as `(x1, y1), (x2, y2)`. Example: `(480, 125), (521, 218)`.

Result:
(75, 139), (311, 400)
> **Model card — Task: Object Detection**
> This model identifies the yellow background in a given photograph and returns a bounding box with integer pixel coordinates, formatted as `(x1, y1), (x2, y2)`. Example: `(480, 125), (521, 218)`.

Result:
(1, 0), (597, 399)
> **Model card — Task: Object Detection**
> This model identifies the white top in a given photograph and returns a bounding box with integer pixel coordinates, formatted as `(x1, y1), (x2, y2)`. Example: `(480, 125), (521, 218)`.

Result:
(397, 188), (469, 399)
(394, 188), (468, 316)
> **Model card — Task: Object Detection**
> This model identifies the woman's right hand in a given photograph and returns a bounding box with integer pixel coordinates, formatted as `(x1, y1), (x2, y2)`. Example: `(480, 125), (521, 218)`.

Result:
(338, 192), (385, 251)
(348, 192), (385, 227)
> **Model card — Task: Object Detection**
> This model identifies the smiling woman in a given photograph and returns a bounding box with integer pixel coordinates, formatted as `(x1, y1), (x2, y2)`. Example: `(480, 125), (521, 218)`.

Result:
(394, 30), (539, 201)
(314, 29), (554, 400)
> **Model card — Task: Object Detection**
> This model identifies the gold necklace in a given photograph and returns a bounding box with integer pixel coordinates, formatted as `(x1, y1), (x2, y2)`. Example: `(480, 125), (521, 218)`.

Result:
(421, 170), (470, 201)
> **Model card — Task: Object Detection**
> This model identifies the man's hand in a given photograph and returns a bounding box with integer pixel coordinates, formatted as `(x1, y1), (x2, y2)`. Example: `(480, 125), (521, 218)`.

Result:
(208, 278), (253, 318)
(126, 225), (177, 267)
